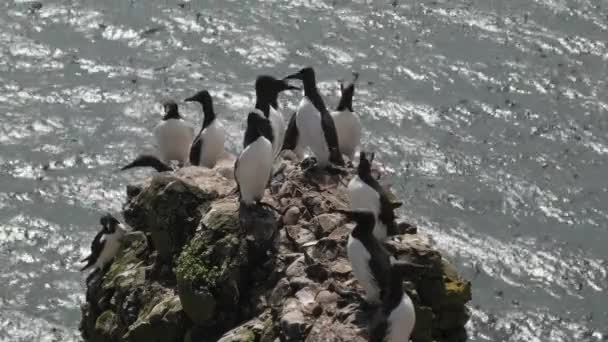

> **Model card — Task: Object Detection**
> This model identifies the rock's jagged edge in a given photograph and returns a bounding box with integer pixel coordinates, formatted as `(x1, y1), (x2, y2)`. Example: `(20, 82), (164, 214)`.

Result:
(80, 157), (472, 342)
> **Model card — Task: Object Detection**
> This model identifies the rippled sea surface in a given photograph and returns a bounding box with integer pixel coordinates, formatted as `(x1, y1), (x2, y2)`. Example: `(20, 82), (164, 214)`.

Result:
(1, 0), (607, 340)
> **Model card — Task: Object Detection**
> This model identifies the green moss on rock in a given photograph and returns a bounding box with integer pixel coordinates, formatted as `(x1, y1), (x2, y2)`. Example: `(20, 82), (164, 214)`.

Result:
(174, 204), (249, 326)
(102, 232), (147, 292)
(95, 310), (117, 337)
(123, 295), (186, 342)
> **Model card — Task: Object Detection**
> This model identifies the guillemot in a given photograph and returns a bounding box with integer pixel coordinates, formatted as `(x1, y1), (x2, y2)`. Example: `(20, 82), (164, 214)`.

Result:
(347, 152), (402, 241)
(283, 67), (345, 169)
(153, 100), (195, 166)
(185, 90), (226, 168)
(332, 72), (361, 161)
(334, 209), (392, 304)
(254, 75), (299, 159)
(368, 265), (416, 342)
(234, 111), (274, 206)
(80, 214), (127, 283)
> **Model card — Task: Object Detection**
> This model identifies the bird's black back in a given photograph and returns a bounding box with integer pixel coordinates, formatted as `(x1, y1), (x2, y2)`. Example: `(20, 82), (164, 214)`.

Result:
(350, 212), (392, 299)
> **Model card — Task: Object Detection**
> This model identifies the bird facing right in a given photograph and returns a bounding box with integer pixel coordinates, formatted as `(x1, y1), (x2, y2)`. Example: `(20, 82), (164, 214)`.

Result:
(347, 152), (402, 241)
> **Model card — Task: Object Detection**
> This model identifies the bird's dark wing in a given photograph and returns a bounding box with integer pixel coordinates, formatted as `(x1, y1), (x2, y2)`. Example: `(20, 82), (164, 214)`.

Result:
(368, 308), (389, 342)
(319, 111), (345, 166)
(80, 230), (105, 271)
(378, 193), (397, 227)
(189, 134), (203, 166)
(368, 242), (393, 296)
(281, 112), (299, 151)
(367, 177), (399, 228)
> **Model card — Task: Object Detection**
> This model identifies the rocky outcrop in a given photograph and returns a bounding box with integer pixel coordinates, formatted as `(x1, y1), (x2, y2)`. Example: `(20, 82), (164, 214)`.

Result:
(80, 157), (471, 342)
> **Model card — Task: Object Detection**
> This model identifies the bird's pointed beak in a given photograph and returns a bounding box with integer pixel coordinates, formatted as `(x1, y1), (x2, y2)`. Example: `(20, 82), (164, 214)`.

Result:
(284, 71), (303, 81)
(184, 96), (195, 102)
(279, 79), (301, 91)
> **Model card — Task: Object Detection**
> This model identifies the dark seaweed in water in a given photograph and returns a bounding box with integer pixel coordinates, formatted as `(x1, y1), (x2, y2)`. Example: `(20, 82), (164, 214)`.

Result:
(0, 0), (606, 341)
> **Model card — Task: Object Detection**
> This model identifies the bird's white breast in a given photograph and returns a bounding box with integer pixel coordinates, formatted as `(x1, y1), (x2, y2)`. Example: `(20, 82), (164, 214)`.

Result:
(295, 97), (330, 166)
(94, 229), (125, 269)
(386, 294), (416, 342)
(347, 235), (380, 303)
(331, 109), (361, 161)
(235, 137), (273, 204)
(269, 107), (286, 159)
(348, 176), (380, 213)
(199, 120), (226, 168)
(154, 119), (195, 164)
(347, 176), (387, 240)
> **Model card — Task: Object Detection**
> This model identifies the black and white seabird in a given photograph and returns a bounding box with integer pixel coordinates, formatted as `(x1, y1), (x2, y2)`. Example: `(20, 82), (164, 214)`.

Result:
(234, 111), (274, 205)
(334, 209), (392, 304)
(185, 90), (226, 168)
(368, 266), (416, 342)
(80, 214), (127, 283)
(347, 152), (402, 241)
(121, 154), (172, 172)
(283, 67), (345, 168)
(254, 75), (299, 159)
(332, 72), (362, 161)
(153, 100), (195, 166)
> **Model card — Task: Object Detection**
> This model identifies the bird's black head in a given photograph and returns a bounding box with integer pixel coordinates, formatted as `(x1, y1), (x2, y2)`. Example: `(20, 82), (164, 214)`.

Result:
(336, 72), (359, 112)
(255, 75), (300, 114)
(244, 111), (273, 147)
(185, 90), (215, 127)
(162, 100), (180, 120)
(256, 75), (300, 95)
(358, 151), (374, 178)
(185, 90), (212, 107)
(284, 67), (316, 87)
(332, 208), (376, 227)
(100, 214), (121, 234)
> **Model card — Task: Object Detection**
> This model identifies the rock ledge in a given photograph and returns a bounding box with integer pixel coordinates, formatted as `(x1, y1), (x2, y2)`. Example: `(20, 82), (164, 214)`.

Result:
(80, 160), (471, 342)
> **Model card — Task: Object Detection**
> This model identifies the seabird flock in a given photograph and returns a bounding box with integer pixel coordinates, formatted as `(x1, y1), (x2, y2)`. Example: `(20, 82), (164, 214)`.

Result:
(80, 66), (416, 341)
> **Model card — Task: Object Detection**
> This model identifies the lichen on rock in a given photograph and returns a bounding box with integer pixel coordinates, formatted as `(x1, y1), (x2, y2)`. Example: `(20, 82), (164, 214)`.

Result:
(80, 158), (472, 342)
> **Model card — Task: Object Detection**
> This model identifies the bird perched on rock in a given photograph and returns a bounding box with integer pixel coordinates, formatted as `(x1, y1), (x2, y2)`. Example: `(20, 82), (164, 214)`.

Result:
(254, 75), (299, 159)
(347, 152), (402, 241)
(153, 100), (195, 166)
(80, 214), (127, 283)
(282, 67), (345, 170)
(369, 265), (416, 342)
(235, 111), (274, 206)
(333, 209), (392, 304)
(185, 90), (226, 168)
(332, 72), (361, 162)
